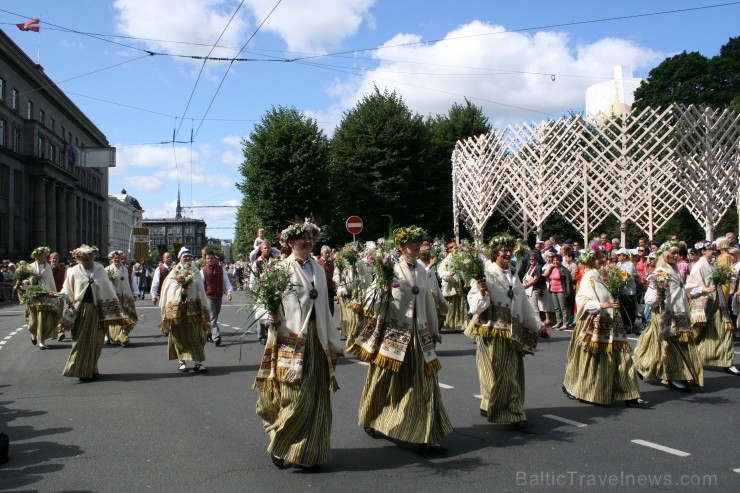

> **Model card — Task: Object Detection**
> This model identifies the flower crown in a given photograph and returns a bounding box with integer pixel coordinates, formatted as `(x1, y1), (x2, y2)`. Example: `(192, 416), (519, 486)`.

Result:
(280, 219), (320, 244)
(656, 240), (685, 257)
(70, 244), (99, 258)
(393, 225), (428, 245)
(579, 242), (602, 264)
(30, 246), (51, 258)
(489, 233), (517, 250)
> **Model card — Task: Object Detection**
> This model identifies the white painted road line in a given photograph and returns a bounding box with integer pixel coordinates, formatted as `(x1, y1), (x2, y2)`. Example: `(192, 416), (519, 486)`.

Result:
(0, 341), (6, 345)
(349, 360), (369, 366)
(543, 414), (588, 428)
(474, 394), (482, 399)
(733, 468), (740, 474)
(3, 336), (12, 340)
(631, 439), (690, 457)
(438, 383), (454, 389)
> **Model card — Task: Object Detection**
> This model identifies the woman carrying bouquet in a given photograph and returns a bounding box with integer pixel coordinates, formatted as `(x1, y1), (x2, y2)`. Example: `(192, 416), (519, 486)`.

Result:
(633, 242), (703, 392)
(105, 251), (139, 347)
(254, 220), (343, 470)
(466, 234), (542, 431)
(685, 240), (740, 375)
(22, 246), (61, 350)
(159, 247), (211, 373)
(350, 226), (452, 454)
(60, 245), (132, 381)
(562, 244), (646, 407)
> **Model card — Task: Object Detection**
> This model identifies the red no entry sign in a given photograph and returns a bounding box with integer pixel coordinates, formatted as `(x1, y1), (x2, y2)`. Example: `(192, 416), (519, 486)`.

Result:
(346, 216), (363, 235)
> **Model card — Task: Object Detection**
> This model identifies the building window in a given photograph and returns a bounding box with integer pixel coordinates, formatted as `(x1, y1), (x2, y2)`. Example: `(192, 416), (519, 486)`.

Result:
(50, 118), (55, 133)
(12, 89), (18, 110)
(0, 165), (9, 198)
(39, 109), (45, 126)
(0, 78), (5, 101)
(27, 100), (33, 119)
(38, 136), (45, 158)
(0, 119), (5, 147)
(50, 144), (57, 163)
(12, 127), (20, 153)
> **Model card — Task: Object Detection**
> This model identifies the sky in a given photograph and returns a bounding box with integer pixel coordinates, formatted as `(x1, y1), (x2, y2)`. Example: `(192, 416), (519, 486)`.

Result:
(1, 0), (738, 241)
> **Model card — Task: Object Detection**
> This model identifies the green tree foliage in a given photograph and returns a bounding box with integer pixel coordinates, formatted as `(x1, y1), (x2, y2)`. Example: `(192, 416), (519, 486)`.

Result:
(633, 37), (739, 111)
(329, 87), (432, 241)
(236, 106), (331, 251)
(427, 99), (492, 240)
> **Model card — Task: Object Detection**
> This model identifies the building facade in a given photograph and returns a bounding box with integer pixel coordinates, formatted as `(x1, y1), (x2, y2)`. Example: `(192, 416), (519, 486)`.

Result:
(0, 29), (111, 261)
(143, 195), (207, 256)
(108, 189), (143, 257)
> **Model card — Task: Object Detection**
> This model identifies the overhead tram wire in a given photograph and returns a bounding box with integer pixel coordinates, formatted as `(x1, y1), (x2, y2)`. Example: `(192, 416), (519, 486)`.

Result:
(192, 0), (285, 140)
(173, 0), (247, 142)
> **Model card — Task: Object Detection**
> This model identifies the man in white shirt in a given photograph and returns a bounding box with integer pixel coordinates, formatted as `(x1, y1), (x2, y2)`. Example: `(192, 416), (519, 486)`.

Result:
(150, 252), (173, 305)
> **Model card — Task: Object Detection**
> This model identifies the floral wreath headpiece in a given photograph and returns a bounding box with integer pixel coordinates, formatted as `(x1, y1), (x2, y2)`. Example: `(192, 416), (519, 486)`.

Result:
(656, 240), (685, 257)
(30, 246), (51, 259)
(393, 225), (428, 245)
(488, 233), (517, 250)
(70, 244), (99, 259)
(579, 242), (602, 264)
(280, 218), (320, 245)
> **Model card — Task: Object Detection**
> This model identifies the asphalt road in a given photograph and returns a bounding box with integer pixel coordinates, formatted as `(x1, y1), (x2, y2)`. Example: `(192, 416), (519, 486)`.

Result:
(1, 291), (739, 492)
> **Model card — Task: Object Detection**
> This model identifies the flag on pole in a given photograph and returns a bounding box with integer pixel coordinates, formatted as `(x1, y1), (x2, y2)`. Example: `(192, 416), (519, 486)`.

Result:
(16, 18), (40, 32)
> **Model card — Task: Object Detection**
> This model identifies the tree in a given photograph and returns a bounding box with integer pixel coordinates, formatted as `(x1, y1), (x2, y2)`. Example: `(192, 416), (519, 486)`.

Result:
(236, 106), (331, 250)
(426, 99), (492, 240)
(706, 37), (740, 108)
(329, 87), (432, 242)
(633, 51), (711, 111)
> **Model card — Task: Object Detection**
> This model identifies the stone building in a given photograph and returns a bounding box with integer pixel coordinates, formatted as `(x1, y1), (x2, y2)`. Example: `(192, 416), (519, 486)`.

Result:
(108, 189), (144, 257)
(0, 28), (111, 261)
(143, 193), (207, 256)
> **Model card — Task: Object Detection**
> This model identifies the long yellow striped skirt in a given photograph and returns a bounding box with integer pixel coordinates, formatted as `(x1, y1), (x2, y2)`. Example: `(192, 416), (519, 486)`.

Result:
(633, 313), (703, 386)
(107, 323), (132, 344)
(256, 321), (332, 466)
(477, 332), (527, 423)
(358, 324), (452, 444)
(444, 294), (468, 332)
(167, 317), (207, 361)
(694, 301), (734, 368)
(338, 296), (351, 339)
(345, 308), (365, 348)
(26, 305), (60, 342)
(562, 320), (640, 405)
(63, 302), (105, 379)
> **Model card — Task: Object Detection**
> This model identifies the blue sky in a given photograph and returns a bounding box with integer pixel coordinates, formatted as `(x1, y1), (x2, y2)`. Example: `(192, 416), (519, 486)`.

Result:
(2, 0), (738, 241)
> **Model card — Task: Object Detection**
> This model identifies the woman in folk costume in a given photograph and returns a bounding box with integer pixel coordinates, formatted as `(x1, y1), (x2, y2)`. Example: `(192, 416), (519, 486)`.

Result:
(562, 244), (647, 407)
(420, 241), (449, 330)
(350, 226), (452, 454)
(438, 242), (468, 332)
(466, 234), (541, 431)
(685, 240), (740, 376)
(633, 242), (703, 392)
(159, 247), (211, 373)
(59, 245), (132, 381)
(22, 246), (62, 350)
(104, 251), (138, 347)
(253, 219), (343, 470)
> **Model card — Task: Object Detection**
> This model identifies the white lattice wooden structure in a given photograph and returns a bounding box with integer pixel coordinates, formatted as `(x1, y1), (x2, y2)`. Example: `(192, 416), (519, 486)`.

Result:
(453, 104), (740, 244)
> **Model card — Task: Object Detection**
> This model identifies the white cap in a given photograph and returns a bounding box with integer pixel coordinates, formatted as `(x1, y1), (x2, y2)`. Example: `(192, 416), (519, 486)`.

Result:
(178, 247), (192, 259)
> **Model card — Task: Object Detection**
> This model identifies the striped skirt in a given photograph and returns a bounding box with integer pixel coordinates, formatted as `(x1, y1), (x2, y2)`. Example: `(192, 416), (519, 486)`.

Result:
(256, 321), (333, 466)
(477, 331), (527, 423)
(694, 301), (734, 368)
(338, 296), (351, 339)
(63, 302), (105, 379)
(444, 294), (468, 332)
(345, 308), (365, 348)
(107, 322), (132, 344)
(633, 312), (703, 386)
(26, 305), (60, 342)
(358, 323), (452, 444)
(167, 316), (207, 361)
(562, 319), (640, 405)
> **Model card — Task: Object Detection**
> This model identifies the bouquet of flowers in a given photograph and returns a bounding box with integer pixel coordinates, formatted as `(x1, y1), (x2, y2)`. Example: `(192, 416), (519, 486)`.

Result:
(450, 240), (485, 282)
(173, 264), (197, 290)
(246, 258), (295, 317)
(20, 284), (61, 305)
(646, 269), (672, 310)
(106, 265), (121, 281)
(14, 261), (36, 288)
(365, 240), (400, 314)
(599, 266), (629, 299)
(710, 263), (735, 287)
(340, 243), (359, 267)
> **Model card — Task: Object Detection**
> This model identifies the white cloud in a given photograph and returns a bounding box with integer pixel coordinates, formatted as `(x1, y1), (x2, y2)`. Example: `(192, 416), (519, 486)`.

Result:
(323, 21), (663, 127)
(121, 175), (165, 193)
(219, 134), (245, 166)
(244, 0), (376, 54)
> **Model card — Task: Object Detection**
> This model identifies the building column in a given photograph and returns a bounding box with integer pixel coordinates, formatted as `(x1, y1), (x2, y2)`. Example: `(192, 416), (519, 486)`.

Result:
(67, 188), (76, 250)
(46, 181), (56, 248)
(57, 183), (67, 254)
(33, 177), (47, 247)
